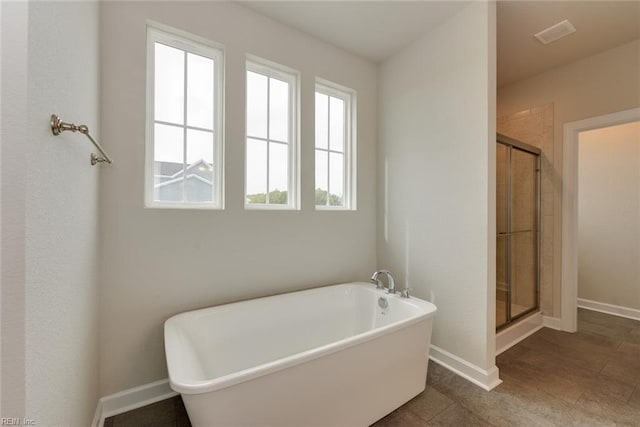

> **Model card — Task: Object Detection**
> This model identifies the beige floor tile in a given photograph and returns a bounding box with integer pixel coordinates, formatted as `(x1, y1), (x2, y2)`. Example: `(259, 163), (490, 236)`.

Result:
(574, 390), (640, 426)
(628, 387), (640, 409)
(498, 361), (584, 404)
(426, 360), (455, 385)
(404, 386), (454, 422)
(371, 406), (429, 427)
(427, 403), (495, 427)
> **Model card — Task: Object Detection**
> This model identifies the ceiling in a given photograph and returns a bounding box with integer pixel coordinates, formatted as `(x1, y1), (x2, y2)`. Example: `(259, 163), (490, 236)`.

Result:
(497, 1), (640, 87)
(240, 1), (469, 62)
(239, 1), (640, 87)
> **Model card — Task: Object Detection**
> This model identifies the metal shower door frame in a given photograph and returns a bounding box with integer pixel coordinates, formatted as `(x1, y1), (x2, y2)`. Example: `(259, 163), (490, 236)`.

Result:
(496, 133), (541, 330)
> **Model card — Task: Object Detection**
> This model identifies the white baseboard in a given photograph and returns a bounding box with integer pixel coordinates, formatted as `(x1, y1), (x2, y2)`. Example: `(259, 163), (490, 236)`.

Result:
(542, 315), (563, 330)
(94, 344), (511, 424)
(92, 379), (177, 427)
(496, 312), (543, 355)
(578, 298), (640, 322)
(91, 354), (501, 425)
(91, 399), (103, 427)
(429, 345), (502, 391)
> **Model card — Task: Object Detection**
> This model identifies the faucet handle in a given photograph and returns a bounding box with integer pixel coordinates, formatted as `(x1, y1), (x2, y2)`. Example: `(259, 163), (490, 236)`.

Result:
(400, 287), (412, 298)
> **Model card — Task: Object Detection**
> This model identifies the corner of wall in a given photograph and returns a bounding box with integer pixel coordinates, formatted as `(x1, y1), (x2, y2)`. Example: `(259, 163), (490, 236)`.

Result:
(430, 346), (502, 391)
(378, 0), (498, 379)
(0, 0), (28, 417)
(24, 1), (101, 424)
(485, 0), (498, 371)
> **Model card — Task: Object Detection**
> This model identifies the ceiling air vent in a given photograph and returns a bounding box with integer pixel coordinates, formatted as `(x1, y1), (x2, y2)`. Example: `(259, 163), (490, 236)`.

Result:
(534, 19), (576, 45)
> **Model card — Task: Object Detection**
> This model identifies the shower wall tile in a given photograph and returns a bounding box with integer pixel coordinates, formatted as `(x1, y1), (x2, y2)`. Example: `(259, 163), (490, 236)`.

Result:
(543, 196), (554, 218)
(497, 115), (509, 129)
(541, 274), (554, 313)
(543, 129), (554, 151)
(544, 107), (554, 127)
(497, 104), (555, 316)
(531, 106), (546, 115)
(512, 109), (533, 120)
(543, 234), (554, 258)
(543, 215), (554, 240)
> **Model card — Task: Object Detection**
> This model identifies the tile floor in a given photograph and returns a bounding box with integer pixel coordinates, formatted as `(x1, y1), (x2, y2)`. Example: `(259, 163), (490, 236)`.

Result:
(104, 308), (640, 426)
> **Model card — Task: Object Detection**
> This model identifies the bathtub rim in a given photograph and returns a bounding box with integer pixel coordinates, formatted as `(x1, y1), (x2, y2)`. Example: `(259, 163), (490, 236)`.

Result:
(165, 282), (436, 395)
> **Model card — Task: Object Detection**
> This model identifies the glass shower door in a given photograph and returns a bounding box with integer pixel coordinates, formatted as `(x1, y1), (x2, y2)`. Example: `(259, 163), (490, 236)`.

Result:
(496, 143), (509, 328)
(496, 137), (540, 330)
(510, 148), (538, 319)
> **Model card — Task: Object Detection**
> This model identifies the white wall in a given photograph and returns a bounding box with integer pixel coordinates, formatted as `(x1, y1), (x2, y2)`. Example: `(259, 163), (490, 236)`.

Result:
(99, 1), (378, 395)
(378, 1), (497, 377)
(1, 1), (28, 418)
(25, 2), (101, 424)
(578, 121), (640, 310)
(1, 1), (101, 425)
(498, 39), (640, 317)
(0, 0), (3, 412)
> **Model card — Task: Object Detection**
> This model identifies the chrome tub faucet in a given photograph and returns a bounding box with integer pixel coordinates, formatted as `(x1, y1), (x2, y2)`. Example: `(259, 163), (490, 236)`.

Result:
(371, 270), (396, 294)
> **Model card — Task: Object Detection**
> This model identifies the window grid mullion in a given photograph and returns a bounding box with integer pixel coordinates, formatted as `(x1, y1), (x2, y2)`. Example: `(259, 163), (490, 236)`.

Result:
(211, 60), (216, 202)
(248, 138), (289, 145)
(266, 76), (271, 204)
(342, 99), (347, 206)
(326, 95), (331, 206)
(155, 119), (213, 134)
(316, 147), (343, 155)
(182, 51), (188, 202)
(288, 80), (294, 208)
(247, 136), (288, 145)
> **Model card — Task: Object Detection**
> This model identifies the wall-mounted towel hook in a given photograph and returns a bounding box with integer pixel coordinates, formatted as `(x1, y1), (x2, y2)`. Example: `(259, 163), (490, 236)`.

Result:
(50, 114), (113, 166)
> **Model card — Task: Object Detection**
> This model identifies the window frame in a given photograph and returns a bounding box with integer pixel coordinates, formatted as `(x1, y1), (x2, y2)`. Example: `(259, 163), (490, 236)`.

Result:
(314, 79), (357, 211)
(145, 22), (225, 209)
(244, 56), (300, 210)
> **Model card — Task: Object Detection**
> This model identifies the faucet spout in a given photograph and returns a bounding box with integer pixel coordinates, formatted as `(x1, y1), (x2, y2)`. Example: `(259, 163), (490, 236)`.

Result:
(371, 271), (385, 290)
(371, 270), (396, 294)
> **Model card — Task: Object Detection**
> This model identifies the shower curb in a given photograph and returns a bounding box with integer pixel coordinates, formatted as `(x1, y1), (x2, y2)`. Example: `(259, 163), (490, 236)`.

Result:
(496, 312), (543, 355)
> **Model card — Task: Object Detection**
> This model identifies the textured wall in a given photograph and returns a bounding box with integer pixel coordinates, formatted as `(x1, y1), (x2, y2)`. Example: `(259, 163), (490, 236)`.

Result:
(1, 1), (28, 418)
(24, 2), (100, 424)
(11, 1), (100, 425)
(2, 2), (101, 423)
(99, 1), (378, 395)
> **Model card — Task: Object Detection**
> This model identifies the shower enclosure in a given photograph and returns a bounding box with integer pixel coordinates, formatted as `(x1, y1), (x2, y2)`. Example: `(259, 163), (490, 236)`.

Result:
(496, 134), (540, 329)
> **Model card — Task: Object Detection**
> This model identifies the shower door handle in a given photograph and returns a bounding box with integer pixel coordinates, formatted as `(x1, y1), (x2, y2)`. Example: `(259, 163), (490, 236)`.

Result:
(497, 230), (534, 236)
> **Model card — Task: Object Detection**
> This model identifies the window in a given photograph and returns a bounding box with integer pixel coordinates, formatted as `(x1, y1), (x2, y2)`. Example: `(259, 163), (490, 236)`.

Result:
(315, 81), (356, 209)
(245, 58), (299, 209)
(145, 24), (224, 208)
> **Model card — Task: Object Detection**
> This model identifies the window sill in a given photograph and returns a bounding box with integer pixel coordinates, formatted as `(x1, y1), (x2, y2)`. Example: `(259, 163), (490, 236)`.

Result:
(145, 202), (223, 210)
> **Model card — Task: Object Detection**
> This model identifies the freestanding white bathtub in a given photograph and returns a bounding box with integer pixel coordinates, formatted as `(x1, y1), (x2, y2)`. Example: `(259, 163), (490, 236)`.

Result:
(164, 282), (437, 426)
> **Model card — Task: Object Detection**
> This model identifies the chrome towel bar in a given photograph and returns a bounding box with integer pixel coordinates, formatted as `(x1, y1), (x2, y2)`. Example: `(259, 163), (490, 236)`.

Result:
(50, 114), (113, 166)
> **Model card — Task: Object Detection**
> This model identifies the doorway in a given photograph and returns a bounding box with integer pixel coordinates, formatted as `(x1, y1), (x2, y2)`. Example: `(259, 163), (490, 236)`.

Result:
(562, 107), (640, 332)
